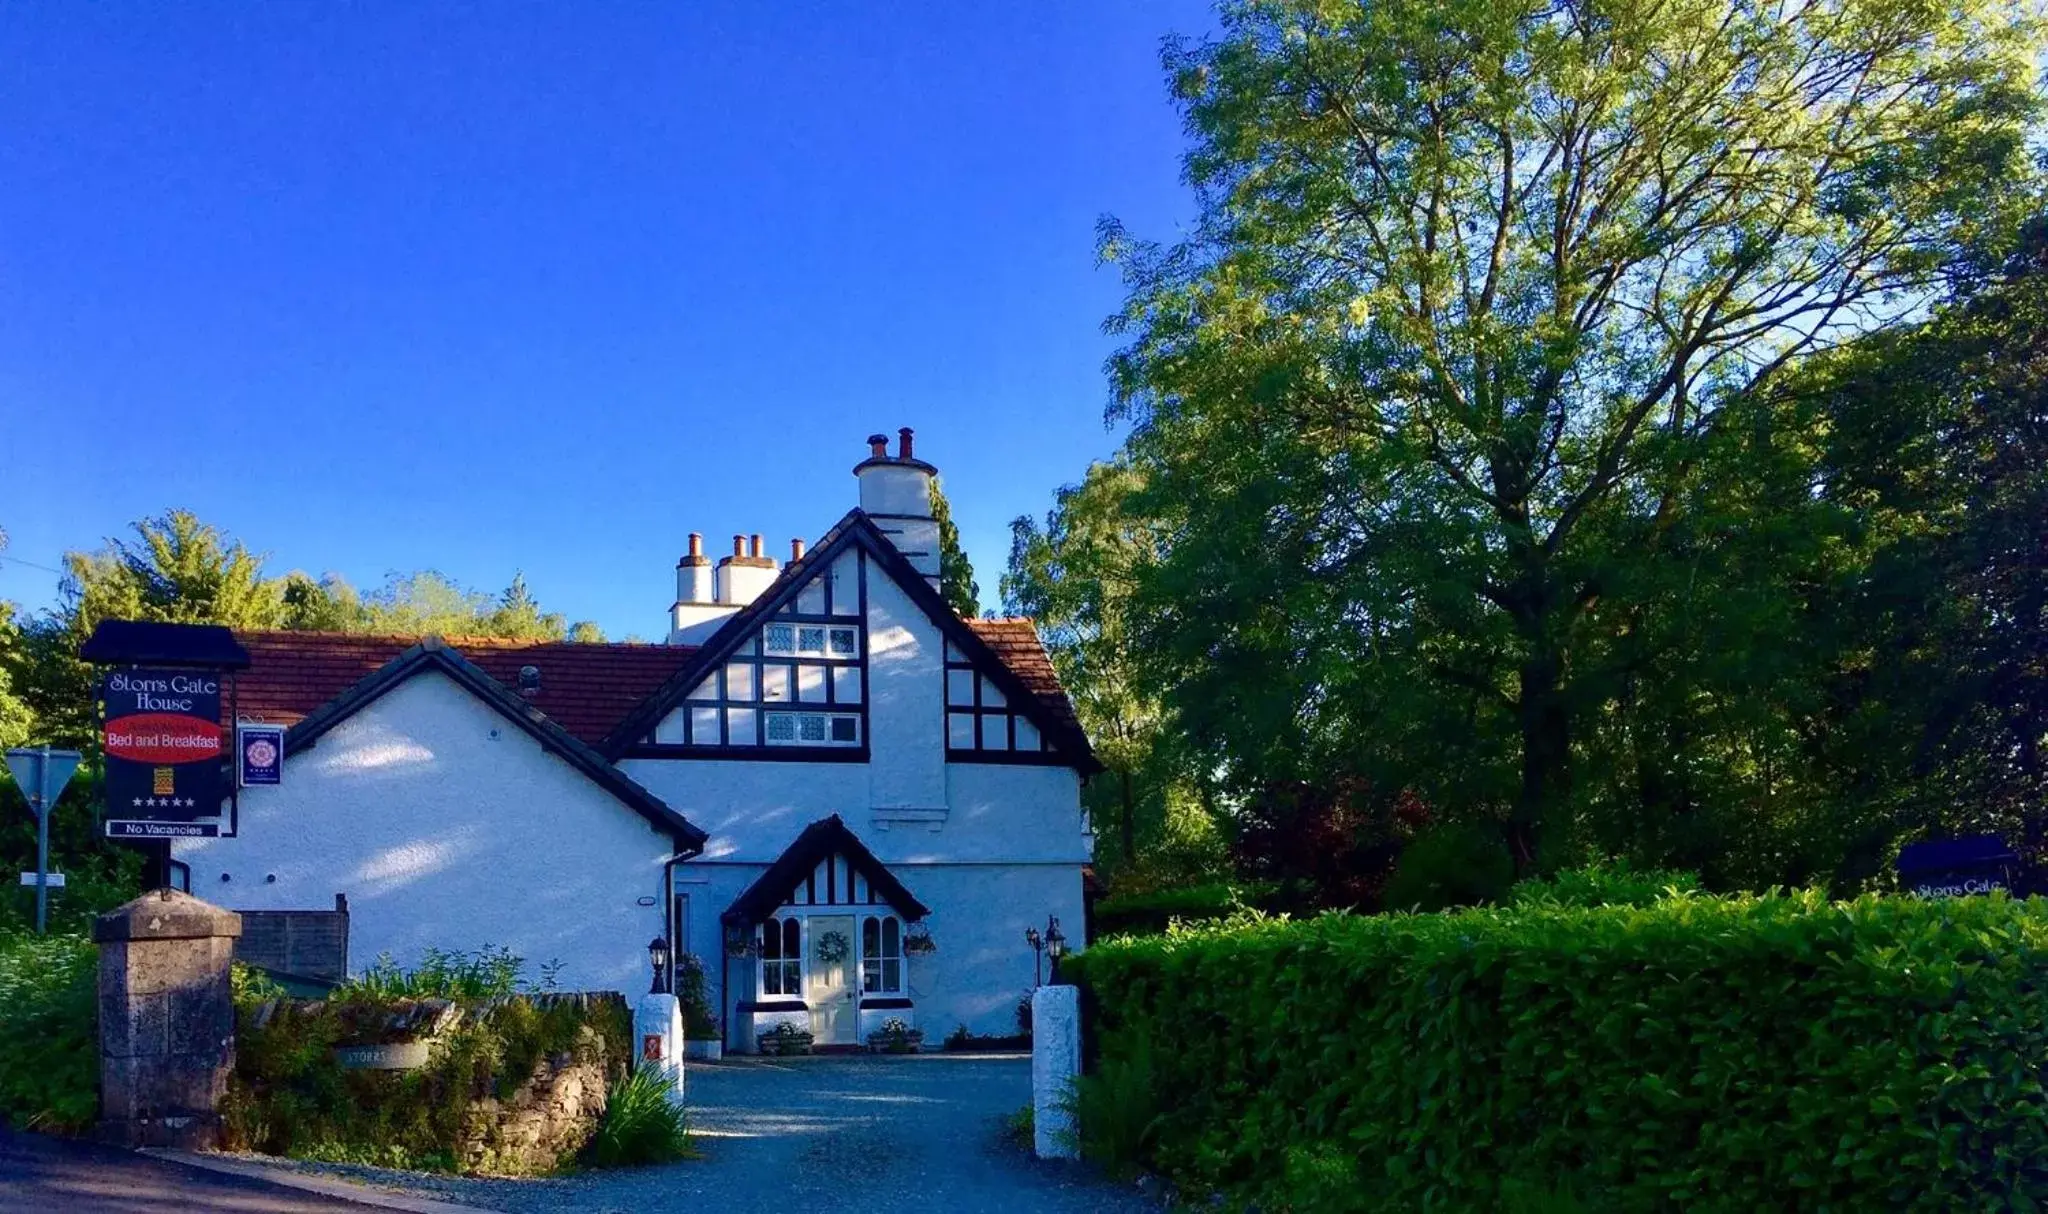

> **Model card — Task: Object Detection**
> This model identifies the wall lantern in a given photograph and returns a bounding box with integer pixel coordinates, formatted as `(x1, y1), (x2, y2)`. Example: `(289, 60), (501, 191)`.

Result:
(647, 935), (671, 995)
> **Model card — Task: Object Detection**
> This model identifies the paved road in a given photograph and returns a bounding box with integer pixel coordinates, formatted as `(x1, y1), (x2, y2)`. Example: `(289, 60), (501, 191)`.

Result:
(247, 1054), (1152, 1214)
(0, 1127), (381, 1213)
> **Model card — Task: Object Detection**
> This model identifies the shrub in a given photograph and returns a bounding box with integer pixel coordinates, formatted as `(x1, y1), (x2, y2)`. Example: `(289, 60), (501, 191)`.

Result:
(1067, 889), (2048, 1211)
(1092, 881), (1284, 937)
(223, 986), (630, 1173)
(343, 946), (529, 999)
(1067, 1025), (1160, 1176)
(1510, 858), (1701, 909)
(0, 930), (97, 1133)
(584, 1064), (690, 1168)
(675, 954), (718, 1040)
(1379, 822), (1516, 910)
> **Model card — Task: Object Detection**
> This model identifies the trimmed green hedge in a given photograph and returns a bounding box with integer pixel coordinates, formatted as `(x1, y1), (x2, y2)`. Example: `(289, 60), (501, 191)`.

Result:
(1066, 891), (2048, 1211)
(0, 931), (98, 1133)
(1092, 881), (1285, 937)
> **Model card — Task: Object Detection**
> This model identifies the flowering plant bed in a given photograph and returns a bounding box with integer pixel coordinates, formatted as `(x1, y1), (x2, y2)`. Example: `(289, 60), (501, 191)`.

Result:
(757, 1021), (814, 1056)
(865, 1017), (923, 1054)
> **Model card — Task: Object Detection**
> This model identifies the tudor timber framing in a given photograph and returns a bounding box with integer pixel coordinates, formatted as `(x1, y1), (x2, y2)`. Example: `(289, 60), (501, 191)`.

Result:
(603, 509), (1099, 771)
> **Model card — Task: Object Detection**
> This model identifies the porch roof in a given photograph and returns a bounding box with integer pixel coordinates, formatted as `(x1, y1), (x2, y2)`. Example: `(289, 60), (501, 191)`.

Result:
(721, 814), (930, 926)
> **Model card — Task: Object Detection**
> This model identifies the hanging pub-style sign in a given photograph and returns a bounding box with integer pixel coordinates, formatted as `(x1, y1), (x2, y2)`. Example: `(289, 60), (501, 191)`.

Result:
(101, 667), (224, 839)
(238, 722), (286, 788)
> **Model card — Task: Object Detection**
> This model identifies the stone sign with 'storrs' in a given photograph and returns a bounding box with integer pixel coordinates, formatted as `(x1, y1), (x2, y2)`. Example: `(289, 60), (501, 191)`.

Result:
(101, 667), (223, 825)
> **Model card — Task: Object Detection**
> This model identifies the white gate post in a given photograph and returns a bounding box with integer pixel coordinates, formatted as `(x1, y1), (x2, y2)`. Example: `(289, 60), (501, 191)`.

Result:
(1031, 984), (1080, 1160)
(634, 991), (685, 1103)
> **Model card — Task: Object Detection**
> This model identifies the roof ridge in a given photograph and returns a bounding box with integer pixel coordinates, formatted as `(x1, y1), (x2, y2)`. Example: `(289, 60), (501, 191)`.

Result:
(235, 628), (696, 652)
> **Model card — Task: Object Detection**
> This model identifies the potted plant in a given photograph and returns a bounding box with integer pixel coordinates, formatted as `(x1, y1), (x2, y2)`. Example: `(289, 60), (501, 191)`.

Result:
(865, 1016), (924, 1054)
(677, 954), (722, 1061)
(757, 1019), (814, 1056)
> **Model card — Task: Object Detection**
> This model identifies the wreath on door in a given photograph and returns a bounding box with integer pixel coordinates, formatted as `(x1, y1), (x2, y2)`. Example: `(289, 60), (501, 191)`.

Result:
(814, 930), (851, 965)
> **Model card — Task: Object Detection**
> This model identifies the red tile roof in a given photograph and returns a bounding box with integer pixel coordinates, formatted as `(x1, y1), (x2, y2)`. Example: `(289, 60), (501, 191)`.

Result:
(227, 620), (1082, 755)
(229, 632), (700, 746)
(964, 618), (1082, 737)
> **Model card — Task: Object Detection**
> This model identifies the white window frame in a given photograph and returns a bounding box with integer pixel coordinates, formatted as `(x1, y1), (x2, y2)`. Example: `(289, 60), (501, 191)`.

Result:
(760, 916), (803, 997)
(860, 913), (903, 995)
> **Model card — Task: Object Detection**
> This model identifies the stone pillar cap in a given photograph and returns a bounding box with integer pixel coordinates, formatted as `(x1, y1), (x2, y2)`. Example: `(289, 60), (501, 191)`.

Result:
(93, 888), (243, 943)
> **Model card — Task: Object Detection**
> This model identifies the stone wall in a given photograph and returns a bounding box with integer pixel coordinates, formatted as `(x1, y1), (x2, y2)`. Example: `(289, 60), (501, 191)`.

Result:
(459, 1023), (615, 1176)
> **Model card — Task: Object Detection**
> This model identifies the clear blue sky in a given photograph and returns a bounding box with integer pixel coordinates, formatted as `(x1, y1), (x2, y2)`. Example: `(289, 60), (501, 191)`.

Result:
(0, 2), (1209, 638)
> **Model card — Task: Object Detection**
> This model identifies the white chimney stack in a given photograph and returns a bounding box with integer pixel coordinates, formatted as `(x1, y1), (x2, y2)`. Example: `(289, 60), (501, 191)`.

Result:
(853, 427), (941, 591)
(667, 531), (781, 645)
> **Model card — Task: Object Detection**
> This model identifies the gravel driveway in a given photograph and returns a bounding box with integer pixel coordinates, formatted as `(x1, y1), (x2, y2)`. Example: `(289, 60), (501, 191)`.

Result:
(243, 1054), (1153, 1214)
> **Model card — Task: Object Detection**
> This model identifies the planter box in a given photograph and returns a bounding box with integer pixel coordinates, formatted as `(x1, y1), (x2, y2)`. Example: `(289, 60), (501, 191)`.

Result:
(757, 1032), (814, 1056)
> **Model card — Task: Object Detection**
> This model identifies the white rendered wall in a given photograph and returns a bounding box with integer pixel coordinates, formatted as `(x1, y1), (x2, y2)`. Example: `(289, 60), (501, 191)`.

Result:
(864, 570), (946, 812)
(175, 671), (676, 992)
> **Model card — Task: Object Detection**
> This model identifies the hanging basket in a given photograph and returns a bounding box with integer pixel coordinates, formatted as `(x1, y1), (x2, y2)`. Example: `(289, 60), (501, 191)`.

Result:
(724, 927), (756, 957)
(903, 922), (937, 955)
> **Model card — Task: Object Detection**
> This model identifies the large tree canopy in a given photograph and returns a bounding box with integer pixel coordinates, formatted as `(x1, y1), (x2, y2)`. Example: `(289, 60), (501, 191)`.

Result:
(1094, 0), (2042, 873)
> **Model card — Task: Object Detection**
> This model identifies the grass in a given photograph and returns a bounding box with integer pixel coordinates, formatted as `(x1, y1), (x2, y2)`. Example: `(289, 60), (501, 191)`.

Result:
(584, 1065), (695, 1168)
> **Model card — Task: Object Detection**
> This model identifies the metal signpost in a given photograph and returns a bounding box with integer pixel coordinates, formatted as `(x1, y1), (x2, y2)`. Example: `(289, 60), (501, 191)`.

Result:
(4, 747), (84, 934)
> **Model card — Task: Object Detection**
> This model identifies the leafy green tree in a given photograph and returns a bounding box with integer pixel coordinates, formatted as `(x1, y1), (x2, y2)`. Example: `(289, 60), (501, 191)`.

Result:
(1006, 460), (1223, 880)
(280, 571), (367, 631)
(930, 480), (981, 618)
(0, 529), (37, 750)
(1101, 0), (2041, 869)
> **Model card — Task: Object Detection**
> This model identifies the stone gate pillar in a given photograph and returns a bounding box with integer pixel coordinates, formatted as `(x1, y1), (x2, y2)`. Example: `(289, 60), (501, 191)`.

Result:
(1031, 984), (1081, 1160)
(93, 888), (242, 1148)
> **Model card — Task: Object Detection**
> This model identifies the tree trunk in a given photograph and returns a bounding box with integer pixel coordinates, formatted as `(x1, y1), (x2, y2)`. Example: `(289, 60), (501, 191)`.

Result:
(1511, 645), (1571, 875)
(1118, 769), (1137, 862)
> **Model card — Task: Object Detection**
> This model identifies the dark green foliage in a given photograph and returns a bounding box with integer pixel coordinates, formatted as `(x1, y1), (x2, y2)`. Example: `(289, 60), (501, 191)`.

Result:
(1092, 881), (1282, 937)
(1380, 823), (1516, 911)
(584, 1064), (691, 1168)
(1067, 891), (2048, 1211)
(224, 986), (630, 1174)
(676, 954), (717, 1040)
(0, 931), (98, 1133)
(929, 480), (980, 619)
(1068, 1026), (1160, 1177)
(1509, 860), (1701, 910)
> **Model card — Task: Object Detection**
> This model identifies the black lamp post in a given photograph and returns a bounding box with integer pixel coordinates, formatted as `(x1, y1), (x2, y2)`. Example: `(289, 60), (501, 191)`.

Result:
(647, 935), (671, 995)
(1025, 914), (1067, 987)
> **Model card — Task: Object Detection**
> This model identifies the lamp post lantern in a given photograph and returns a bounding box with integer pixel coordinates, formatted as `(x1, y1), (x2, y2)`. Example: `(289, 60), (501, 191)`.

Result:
(1025, 923), (1044, 987)
(647, 935), (671, 995)
(1045, 916), (1067, 984)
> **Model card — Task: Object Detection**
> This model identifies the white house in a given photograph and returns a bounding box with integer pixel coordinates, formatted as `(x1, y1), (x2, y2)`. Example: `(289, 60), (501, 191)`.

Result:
(173, 430), (1098, 1050)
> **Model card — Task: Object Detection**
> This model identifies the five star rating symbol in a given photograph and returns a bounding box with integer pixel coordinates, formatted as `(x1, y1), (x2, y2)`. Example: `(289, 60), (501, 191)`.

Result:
(129, 797), (196, 808)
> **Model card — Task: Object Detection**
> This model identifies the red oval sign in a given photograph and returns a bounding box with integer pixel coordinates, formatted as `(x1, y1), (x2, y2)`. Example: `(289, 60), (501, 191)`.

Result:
(104, 713), (223, 765)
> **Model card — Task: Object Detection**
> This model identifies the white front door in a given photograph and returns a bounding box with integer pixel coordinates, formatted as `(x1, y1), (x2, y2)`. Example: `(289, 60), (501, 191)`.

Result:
(806, 914), (856, 1045)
